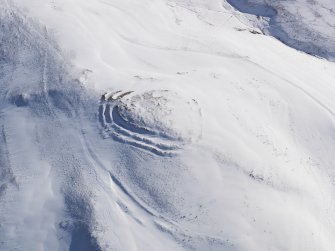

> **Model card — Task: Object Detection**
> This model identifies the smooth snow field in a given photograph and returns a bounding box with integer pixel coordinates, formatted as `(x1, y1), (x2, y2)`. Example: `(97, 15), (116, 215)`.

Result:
(1, 0), (335, 250)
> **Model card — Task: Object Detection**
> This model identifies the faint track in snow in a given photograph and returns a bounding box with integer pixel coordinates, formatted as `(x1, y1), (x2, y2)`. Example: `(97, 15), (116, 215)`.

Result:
(247, 59), (335, 119)
(108, 170), (226, 250)
(118, 33), (243, 60)
(0, 5), (104, 250)
(109, 173), (156, 217)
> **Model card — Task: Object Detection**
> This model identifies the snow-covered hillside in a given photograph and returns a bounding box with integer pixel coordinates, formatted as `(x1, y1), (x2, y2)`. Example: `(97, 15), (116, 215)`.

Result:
(1, 0), (335, 250)
(225, 0), (335, 60)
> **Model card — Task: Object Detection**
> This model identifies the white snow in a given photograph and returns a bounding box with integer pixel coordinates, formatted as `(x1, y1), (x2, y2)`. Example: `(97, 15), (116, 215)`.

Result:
(225, 0), (335, 60)
(1, 0), (335, 250)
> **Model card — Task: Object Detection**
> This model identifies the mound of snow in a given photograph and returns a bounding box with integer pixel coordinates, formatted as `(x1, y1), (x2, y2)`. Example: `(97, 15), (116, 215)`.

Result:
(118, 90), (201, 141)
(99, 90), (201, 156)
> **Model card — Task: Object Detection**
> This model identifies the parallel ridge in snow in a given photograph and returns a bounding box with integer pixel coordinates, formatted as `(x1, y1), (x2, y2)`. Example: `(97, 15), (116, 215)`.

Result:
(98, 90), (202, 156)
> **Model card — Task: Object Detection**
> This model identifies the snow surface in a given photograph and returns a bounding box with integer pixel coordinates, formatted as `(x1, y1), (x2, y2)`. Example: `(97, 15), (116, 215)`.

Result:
(1, 0), (335, 250)
(225, 0), (335, 60)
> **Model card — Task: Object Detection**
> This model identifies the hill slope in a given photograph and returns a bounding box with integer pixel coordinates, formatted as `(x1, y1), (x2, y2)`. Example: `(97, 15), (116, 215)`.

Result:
(225, 0), (335, 60)
(1, 0), (335, 250)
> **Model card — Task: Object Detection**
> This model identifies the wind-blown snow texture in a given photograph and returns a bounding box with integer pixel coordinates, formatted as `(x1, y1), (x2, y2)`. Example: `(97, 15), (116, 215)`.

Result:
(1, 0), (335, 250)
